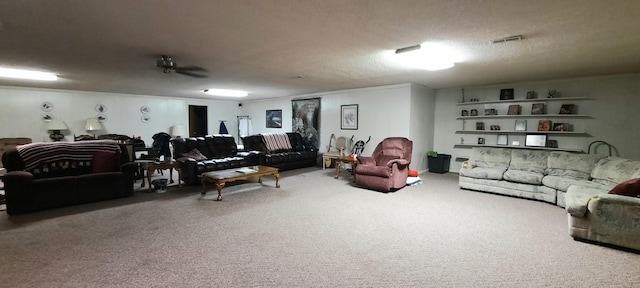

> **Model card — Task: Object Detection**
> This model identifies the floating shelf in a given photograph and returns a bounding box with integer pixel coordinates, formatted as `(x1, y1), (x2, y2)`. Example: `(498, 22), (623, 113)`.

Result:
(456, 114), (590, 120)
(456, 97), (591, 106)
(454, 130), (590, 136)
(453, 144), (583, 153)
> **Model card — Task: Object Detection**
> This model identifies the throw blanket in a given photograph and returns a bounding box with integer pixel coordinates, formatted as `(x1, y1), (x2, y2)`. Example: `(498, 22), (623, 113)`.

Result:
(261, 133), (292, 152)
(17, 140), (121, 171)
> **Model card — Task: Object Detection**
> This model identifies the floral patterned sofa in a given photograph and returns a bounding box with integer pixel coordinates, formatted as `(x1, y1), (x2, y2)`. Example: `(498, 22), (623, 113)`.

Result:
(459, 147), (640, 251)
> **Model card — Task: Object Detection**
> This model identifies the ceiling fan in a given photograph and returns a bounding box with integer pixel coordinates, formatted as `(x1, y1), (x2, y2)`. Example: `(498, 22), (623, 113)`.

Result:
(155, 55), (208, 78)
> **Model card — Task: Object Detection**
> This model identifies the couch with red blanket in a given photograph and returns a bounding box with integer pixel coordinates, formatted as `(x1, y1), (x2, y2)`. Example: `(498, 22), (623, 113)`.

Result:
(241, 132), (318, 171)
(1, 140), (136, 214)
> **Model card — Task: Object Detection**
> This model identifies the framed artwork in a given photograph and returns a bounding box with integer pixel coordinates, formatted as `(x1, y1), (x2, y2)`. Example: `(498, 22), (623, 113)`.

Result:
(500, 88), (514, 100)
(512, 140), (520, 146)
(538, 120), (552, 131)
(525, 134), (547, 147)
(292, 98), (320, 148)
(340, 104), (358, 130)
(476, 122), (485, 130)
(531, 103), (545, 115)
(559, 104), (575, 114)
(547, 140), (559, 148)
(41, 101), (53, 111)
(470, 109), (478, 116)
(497, 134), (508, 145)
(96, 114), (108, 123)
(526, 91), (537, 99)
(95, 104), (107, 113)
(553, 123), (567, 131)
(478, 137), (485, 144)
(507, 105), (521, 115)
(515, 120), (527, 131)
(461, 110), (468, 116)
(266, 109), (282, 128)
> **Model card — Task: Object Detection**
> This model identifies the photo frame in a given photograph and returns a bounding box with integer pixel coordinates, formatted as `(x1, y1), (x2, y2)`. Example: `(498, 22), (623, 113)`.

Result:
(266, 109), (282, 128)
(525, 134), (547, 147)
(470, 109), (478, 116)
(531, 103), (545, 115)
(559, 104), (575, 114)
(547, 140), (558, 148)
(341, 104), (358, 130)
(478, 137), (485, 144)
(507, 105), (521, 115)
(476, 122), (485, 130)
(497, 134), (508, 145)
(538, 120), (552, 131)
(526, 91), (537, 99)
(500, 88), (514, 100)
(515, 119), (527, 131)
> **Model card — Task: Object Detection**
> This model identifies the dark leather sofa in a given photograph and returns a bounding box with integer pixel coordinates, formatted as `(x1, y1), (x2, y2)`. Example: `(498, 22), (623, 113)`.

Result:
(171, 134), (262, 185)
(241, 132), (318, 171)
(1, 140), (136, 215)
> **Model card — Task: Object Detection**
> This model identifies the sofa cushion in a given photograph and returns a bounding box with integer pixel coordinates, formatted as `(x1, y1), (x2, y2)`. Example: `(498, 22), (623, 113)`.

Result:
(92, 151), (121, 173)
(181, 148), (208, 160)
(546, 152), (604, 180)
(503, 170), (544, 185)
(459, 167), (507, 180)
(608, 178), (640, 197)
(542, 176), (607, 192)
(469, 147), (511, 169)
(509, 149), (549, 174)
(591, 157), (640, 187)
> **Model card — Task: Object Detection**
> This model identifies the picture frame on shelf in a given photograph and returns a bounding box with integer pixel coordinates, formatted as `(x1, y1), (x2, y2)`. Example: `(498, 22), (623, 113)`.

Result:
(470, 109), (478, 116)
(526, 91), (537, 99)
(476, 122), (485, 130)
(512, 140), (520, 146)
(547, 90), (558, 98)
(500, 88), (514, 100)
(559, 104), (575, 114)
(547, 140), (559, 148)
(478, 137), (485, 145)
(507, 105), (521, 115)
(553, 123), (568, 131)
(484, 108), (497, 116)
(538, 120), (552, 131)
(461, 110), (469, 116)
(514, 119), (527, 131)
(525, 134), (547, 147)
(497, 134), (508, 145)
(340, 104), (358, 130)
(531, 103), (545, 115)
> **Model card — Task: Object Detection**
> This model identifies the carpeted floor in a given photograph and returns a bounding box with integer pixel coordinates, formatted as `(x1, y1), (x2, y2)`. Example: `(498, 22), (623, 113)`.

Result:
(0, 167), (638, 287)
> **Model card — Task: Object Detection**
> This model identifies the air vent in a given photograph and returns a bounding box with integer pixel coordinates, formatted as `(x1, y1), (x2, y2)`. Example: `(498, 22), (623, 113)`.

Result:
(492, 35), (523, 44)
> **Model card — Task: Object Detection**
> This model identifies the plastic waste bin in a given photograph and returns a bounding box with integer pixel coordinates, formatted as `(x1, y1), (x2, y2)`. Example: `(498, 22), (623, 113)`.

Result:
(428, 154), (451, 174)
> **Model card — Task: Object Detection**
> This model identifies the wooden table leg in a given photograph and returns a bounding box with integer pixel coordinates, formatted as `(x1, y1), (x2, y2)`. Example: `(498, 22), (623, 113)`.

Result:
(274, 172), (280, 188)
(215, 181), (225, 201)
(335, 160), (341, 179)
(147, 166), (153, 193)
(201, 178), (207, 196)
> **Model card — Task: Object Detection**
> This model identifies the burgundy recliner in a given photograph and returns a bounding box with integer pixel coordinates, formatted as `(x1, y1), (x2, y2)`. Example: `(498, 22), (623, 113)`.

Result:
(354, 137), (413, 192)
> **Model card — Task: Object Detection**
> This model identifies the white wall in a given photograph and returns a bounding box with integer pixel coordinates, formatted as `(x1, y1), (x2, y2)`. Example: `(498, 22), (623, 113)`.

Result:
(410, 84), (436, 171)
(0, 86), (240, 145)
(243, 84), (414, 160)
(434, 73), (640, 172)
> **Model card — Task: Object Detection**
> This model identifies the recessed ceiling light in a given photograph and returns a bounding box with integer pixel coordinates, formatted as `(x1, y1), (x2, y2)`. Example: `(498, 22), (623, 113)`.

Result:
(0, 67), (58, 81)
(204, 89), (248, 97)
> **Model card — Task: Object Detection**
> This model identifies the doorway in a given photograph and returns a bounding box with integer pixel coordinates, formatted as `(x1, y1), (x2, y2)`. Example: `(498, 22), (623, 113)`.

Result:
(189, 105), (208, 136)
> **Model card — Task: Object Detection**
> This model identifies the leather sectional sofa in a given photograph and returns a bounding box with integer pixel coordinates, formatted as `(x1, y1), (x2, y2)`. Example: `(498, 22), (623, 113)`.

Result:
(1, 140), (136, 215)
(459, 147), (640, 251)
(241, 132), (318, 171)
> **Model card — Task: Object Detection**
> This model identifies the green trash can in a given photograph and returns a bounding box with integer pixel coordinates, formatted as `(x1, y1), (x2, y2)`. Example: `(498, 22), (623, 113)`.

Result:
(427, 154), (451, 174)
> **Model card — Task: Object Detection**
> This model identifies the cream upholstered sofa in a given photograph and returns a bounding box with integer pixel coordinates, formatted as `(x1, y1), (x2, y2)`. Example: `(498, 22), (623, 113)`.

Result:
(459, 147), (640, 251)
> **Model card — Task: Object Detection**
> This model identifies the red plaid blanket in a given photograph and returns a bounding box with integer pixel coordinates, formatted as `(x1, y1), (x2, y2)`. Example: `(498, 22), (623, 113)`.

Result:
(17, 140), (121, 171)
(261, 133), (292, 152)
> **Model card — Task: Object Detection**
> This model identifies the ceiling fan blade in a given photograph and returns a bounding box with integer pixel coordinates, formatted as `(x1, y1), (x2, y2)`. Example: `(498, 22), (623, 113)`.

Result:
(175, 66), (208, 78)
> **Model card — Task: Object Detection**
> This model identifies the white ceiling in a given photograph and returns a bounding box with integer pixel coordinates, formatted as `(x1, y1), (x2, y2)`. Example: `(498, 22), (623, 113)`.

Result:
(0, 0), (639, 101)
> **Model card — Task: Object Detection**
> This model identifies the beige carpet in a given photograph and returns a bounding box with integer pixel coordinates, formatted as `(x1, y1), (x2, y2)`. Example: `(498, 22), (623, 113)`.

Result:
(0, 167), (638, 287)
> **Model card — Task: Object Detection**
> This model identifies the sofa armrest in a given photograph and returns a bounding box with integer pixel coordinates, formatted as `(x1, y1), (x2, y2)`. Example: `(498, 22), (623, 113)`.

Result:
(565, 185), (609, 217)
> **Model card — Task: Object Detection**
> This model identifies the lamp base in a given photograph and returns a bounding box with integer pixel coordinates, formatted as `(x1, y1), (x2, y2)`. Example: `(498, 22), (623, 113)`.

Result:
(49, 130), (64, 142)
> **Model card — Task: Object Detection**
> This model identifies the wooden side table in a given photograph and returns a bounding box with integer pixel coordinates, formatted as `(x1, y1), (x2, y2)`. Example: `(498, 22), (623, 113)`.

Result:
(334, 156), (358, 179)
(138, 160), (182, 193)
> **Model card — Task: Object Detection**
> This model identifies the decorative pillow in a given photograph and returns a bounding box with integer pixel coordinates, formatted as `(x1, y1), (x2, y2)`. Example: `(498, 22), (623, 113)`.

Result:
(181, 148), (208, 160)
(92, 151), (120, 173)
(408, 169), (418, 177)
(608, 178), (640, 197)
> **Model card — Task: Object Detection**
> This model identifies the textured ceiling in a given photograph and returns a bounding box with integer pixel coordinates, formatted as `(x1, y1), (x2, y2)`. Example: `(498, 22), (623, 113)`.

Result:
(0, 0), (639, 101)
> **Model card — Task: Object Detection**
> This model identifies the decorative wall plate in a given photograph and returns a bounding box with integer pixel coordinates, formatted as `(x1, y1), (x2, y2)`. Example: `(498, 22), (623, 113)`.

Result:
(96, 114), (108, 123)
(141, 115), (150, 123)
(42, 113), (54, 122)
(140, 106), (150, 114)
(41, 101), (53, 111)
(95, 104), (107, 113)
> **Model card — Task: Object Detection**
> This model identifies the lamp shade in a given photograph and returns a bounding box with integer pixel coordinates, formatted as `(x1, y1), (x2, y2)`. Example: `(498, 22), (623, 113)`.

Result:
(170, 124), (186, 138)
(85, 118), (103, 131)
(46, 118), (68, 131)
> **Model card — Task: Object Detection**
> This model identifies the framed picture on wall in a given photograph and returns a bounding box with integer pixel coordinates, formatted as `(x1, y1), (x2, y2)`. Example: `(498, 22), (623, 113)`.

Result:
(341, 104), (358, 130)
(266, 109), (282, 128)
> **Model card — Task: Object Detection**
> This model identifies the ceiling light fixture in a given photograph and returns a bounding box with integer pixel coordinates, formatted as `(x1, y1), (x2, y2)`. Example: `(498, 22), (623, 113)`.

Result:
(0, 67), (58, 81)
(395, 45), (422, 54)
(391, 43), (460, 71)
(204, 89), (248, 97)
(492, 35), (523, 44)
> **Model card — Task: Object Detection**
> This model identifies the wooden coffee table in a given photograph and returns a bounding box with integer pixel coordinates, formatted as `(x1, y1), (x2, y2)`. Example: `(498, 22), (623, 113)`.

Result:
(201, 166), (280, 201)
(335, 156), (358, 179)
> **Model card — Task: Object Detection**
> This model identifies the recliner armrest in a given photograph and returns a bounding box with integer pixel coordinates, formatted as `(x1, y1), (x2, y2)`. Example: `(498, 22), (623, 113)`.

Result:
(357, 156), (376, 166)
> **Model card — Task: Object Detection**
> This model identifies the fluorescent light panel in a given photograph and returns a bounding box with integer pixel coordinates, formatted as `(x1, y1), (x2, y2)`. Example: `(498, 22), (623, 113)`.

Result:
(204, 89), (248, 97)
(391, 42), (461, 71)
(0, 67), (58, 81)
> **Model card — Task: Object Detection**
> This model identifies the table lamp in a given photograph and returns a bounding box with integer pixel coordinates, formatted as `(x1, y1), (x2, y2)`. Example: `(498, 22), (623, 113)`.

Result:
(170, 124), (186, 139)
(85, 118), (103, 138)
(47, 118), (68, 141)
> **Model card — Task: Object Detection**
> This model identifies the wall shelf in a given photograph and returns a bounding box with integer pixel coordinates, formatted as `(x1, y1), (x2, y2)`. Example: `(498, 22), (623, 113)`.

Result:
(455, 130), (590, 136)
(453, 144), (583, 153)
(456, 97), (591, 106)
(456, 114), (589, 120)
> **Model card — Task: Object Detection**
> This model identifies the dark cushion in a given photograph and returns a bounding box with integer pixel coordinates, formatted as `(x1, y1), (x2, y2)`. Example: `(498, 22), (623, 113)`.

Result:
(608, 178), (640, 197)
(92, 151), (120, 173)
(181, 148), (208, 160)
